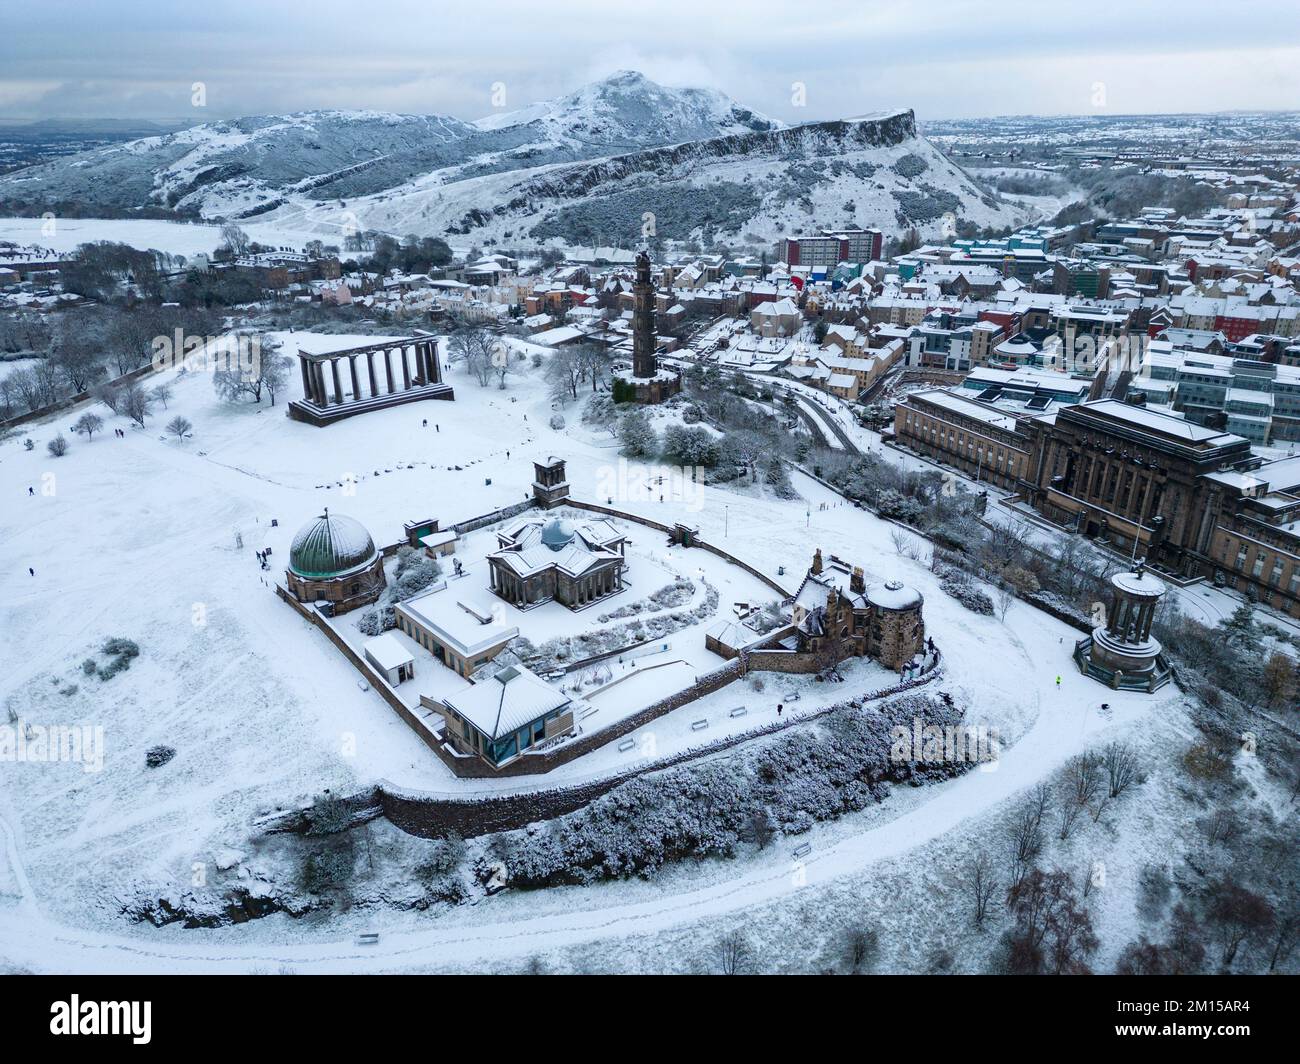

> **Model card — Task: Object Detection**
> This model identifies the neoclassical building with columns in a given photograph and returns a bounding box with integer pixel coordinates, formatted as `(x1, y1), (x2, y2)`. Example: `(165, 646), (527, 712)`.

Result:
(287, 336), (453, 425)
(487, 516), (627, 610)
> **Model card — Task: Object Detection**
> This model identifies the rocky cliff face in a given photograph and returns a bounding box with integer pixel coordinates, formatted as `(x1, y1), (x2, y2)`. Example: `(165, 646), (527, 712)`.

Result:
(0, 78), (1026, 247)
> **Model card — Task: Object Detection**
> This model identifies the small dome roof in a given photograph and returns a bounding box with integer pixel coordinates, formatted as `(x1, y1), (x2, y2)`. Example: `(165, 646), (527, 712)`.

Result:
(540, 518), (576, 551)
(1111, 568), (1167, 599)
(289, 511), (378, 579)
(868, 579), (922, 611)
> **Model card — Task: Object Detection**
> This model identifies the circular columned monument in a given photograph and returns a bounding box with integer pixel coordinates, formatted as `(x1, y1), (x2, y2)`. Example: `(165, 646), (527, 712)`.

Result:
(1074, 561), (1172, 692)
(285, 509), (386, 614)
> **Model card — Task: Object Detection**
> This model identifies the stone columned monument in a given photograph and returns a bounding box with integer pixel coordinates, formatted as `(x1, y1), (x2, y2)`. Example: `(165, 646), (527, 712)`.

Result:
(1074, 561), (1173, 692)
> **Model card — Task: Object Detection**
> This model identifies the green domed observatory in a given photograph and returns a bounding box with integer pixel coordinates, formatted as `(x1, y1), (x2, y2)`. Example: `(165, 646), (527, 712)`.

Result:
(285, 509), (386, 614)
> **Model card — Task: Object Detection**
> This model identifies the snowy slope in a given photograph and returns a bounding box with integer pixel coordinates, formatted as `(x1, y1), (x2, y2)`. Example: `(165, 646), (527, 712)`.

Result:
(474, 69), (780, 149)
(0, 73), (779, 221)
(0, 111), (478, 217)
(0, 73), (1022, 246)
(267, 109), (1027, 248)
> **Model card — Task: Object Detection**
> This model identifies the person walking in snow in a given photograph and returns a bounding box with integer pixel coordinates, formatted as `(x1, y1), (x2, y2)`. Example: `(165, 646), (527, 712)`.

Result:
(777, 703), (783, 717)
(28, 567), (34, 576)
(1055, 675), (1062, 689)
(28, 486), (34, 496)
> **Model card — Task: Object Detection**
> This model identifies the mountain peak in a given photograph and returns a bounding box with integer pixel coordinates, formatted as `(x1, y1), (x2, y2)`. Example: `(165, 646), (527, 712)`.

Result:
(474, 70), (780, 140)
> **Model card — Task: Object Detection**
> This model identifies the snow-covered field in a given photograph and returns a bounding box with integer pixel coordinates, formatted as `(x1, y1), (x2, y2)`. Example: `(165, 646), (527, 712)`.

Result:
(0, 331), (1189, 971)
(0, 217), (324, 259)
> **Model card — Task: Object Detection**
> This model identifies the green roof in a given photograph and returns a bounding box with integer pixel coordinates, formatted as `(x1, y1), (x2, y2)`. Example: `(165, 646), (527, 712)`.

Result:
(288, 511), (377, 579)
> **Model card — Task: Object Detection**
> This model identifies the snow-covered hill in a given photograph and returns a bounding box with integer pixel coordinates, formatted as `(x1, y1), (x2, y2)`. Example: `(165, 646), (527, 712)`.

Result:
(0, 110), (479, 217)
(474, 69), (779, 149)
(267, 109), (1027, 249)
(0, 72), (1025, 247)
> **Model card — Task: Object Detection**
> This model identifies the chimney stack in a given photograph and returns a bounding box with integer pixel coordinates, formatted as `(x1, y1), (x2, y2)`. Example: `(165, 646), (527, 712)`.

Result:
(850, 566), (865, 594)
(811, 548), (823, 575)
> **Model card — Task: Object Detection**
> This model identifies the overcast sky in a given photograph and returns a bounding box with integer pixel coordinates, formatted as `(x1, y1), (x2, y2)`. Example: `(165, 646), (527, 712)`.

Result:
(2, 1), (1297, 124)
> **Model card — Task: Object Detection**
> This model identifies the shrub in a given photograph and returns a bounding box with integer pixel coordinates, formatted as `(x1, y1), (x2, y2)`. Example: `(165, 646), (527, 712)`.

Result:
(940, 576), (994, 615)
(98, 637), (141, 679)
(299, 846), (354, 894)
(145, 745), (176, 768)
(495, 693), (971, 886)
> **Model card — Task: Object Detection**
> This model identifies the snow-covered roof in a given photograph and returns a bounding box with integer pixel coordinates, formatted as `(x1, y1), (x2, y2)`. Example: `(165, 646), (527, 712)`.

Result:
(364, 632), (413, 672)
(867, 580), (922, 611)
(442, 664), (570, 740)
(490, 518), (623, 579)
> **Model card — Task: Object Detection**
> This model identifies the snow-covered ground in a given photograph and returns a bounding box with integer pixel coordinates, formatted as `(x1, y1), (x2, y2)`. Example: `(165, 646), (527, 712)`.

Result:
(0, 217), (325, 259)
(0, 330), (1187, 971)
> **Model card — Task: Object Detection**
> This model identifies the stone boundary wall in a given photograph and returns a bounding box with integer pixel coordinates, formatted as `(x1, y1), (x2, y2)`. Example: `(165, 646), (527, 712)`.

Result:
(561, 498), (793, 600)
(275, 584), (450, 764)
(257, 649), (944, 840)
(274, 495), (806, 785)
(2, 360), (158, 429)
(452, 497), (537, 536)
(371, 657), (944, 838)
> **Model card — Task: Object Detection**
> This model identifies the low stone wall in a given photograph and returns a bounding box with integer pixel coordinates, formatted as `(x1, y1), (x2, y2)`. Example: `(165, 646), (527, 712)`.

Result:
(372, 657), (944, 839)
(563, 497), (792, 600)
(275, 585), (448, 765)
(452, 497), (537, 536)
(277, 495), (795, 781)
(2, 360), (159, 429)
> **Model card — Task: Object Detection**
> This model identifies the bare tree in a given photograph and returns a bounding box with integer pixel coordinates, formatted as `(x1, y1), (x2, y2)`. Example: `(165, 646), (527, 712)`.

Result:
(449, 326), (495, 387)
(545, 347), (583, 403)
(995, 584), (1015, 621)
(1199, 807), (1240, 847)
(715, 929), (755, 975)
(1205, 876), (1275, 969)
(1004, 868), (1098, 974)
(120, 382), (154, 427)
(150, 383), (173, 410)
(1103, 740), (1144, 798)
(71, 412), (103, 442)
(46, 433), (69, 457)
(843, 924), (880, 973)
(968, 850), (998, 928)
(1008, 800), (1044, 891)
(92, 381), (123, 414)
(1267, 905), (1298, 973)
(220, 223), (251, 257)
(49, 331), (104, 393)
(166, 415), (193, 440)
(576, 342), (610, 391)
(1057, 754), (1100, 839)
(259, 345), (291, 406)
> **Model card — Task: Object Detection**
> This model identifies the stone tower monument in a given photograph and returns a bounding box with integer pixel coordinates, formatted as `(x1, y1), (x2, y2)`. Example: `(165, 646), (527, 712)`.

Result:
(614, 250), (681, 404)
(632, 250), (657, 380)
